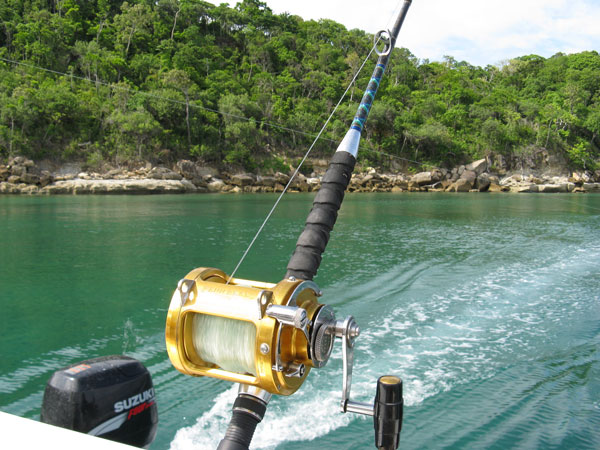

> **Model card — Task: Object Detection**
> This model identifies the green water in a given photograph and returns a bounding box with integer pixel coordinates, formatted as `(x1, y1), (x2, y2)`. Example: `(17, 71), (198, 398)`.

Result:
(1, 193), (599, 449)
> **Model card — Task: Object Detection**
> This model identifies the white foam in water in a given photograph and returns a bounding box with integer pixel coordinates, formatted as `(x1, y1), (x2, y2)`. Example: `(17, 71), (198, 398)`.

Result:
(170, 386), (238, 450)
(256, 390), (354, 448)
(170, 380), (355, 450)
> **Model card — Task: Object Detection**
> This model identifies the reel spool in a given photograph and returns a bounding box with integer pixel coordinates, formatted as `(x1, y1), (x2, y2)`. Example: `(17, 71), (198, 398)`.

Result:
(165, 267), (336, 396)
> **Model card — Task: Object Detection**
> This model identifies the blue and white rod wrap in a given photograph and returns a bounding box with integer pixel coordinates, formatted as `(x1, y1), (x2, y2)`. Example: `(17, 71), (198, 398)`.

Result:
(336, 0), (412, 158)
(351, 63), (386, 133)
(336, 63), (387, 158)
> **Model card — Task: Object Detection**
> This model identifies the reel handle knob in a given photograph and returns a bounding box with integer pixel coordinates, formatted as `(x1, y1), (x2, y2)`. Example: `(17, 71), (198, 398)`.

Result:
(374, 375), (403, 450)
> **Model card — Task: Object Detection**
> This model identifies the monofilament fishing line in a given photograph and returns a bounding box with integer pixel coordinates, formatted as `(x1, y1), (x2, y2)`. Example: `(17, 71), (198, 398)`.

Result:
(192, 314), (257, 376)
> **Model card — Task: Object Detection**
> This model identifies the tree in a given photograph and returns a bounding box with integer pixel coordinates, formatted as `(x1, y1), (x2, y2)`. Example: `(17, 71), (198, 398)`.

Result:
(105, 107), (162, 162)
(567, 141), (596, 170)
(162, 69), (197, 148)
(584, 103), (600, 147)
(112, 1), (155, 58)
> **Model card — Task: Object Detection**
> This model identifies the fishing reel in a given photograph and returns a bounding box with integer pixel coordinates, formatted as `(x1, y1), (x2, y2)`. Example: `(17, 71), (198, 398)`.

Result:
(166, 267), (403, 449)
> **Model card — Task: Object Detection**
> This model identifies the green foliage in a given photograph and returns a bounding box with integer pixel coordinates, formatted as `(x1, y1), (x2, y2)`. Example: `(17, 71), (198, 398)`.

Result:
(567, 141), (597, 170)
(0, 1), (599, 172)
(262, 156), (289, 174)
(224, 147), (256, 171)
(86, 148), (106, 171)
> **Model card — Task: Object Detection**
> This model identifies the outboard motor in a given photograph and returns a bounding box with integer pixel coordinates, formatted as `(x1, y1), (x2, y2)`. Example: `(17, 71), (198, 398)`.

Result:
(41, 355), (158, 448)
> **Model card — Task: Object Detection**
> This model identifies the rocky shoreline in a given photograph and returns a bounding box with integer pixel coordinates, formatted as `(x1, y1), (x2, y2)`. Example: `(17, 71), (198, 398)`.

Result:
(1, 156), (599, 195)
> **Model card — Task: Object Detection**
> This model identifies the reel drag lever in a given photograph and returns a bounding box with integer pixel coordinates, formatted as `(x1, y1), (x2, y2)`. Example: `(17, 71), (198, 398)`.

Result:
(335, 316), (404, 450)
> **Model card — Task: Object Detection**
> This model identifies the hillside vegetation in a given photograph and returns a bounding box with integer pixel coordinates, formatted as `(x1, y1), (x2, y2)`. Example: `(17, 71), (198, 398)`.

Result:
(1, 0), (599, 172)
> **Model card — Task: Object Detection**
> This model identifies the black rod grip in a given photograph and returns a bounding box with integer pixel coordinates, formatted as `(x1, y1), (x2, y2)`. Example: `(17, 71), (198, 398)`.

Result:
(217, 394), (267, 450)
(285, 151), (356, 280)
(374, 376), (403, 450)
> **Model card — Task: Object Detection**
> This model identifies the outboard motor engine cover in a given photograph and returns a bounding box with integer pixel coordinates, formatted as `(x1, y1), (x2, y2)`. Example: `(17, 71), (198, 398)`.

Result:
(41, 355), (158, 448)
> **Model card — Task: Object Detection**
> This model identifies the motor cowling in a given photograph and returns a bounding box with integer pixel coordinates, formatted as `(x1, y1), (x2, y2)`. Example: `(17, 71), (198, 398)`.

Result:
(41, 355), (157, 448)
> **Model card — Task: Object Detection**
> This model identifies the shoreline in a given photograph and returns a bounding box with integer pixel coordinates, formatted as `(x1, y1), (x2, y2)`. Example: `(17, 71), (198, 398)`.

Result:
(1, 156), (599, 195)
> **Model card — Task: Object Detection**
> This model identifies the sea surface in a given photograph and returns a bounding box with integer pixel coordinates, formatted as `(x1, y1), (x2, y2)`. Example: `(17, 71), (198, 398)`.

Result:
(1, 193), (599, 449)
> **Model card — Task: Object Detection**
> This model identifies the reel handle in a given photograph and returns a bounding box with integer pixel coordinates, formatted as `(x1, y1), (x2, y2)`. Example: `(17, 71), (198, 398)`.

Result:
(334, 317), (403, 448)
(374, 376), (403, 450)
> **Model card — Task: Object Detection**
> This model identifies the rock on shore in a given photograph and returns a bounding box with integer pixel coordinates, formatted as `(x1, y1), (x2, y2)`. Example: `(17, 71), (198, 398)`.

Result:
(1, 156), (599, 195)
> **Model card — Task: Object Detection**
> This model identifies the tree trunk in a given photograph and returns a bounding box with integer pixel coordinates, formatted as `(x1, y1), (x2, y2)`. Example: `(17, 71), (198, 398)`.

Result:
(138, 138), (144, 160)
(171, 8), (181, 41)
(185, 92), (191, 148)
(97, 19), (106, 44)
(400, 135), (407, 155)
(2, 22), (12, 50)
(9, 117), (14, 156)
(126, 26), (135, 56)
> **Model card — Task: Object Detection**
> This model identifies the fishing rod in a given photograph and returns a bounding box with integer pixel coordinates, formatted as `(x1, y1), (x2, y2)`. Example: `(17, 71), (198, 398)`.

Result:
(165, 2), (414, 449)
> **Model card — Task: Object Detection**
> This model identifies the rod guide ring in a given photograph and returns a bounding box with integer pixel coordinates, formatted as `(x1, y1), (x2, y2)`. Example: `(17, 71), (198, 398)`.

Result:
(374, 29), (393, 56)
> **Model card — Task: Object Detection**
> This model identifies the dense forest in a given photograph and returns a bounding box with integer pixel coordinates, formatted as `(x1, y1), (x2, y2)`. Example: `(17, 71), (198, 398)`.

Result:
(0, 0), (599, 172)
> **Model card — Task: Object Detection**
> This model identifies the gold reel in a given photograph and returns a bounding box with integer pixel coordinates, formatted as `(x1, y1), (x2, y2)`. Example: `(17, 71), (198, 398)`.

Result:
(165, 268), (329, 396)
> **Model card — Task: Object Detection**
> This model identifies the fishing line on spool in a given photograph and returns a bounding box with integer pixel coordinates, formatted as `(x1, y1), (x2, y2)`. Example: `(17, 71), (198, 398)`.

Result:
(192, 314), (256, 376)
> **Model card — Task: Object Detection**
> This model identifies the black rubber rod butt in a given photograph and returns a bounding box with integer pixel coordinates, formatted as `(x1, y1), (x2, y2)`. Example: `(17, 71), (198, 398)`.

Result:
(374, 375), (403, 450)
(285, 151), (356, 280)
(217, 394), (268, 450)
